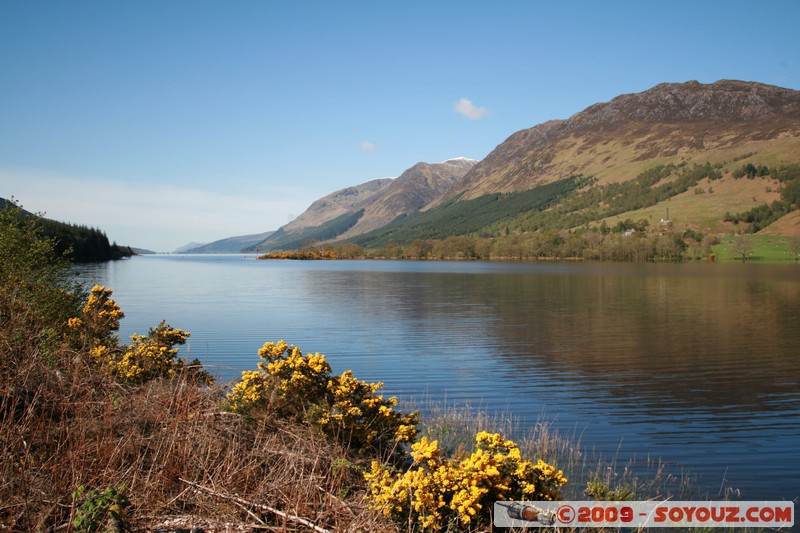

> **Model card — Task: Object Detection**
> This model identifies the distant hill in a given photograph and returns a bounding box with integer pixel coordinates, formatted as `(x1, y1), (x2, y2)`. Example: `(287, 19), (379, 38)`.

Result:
(254, 158), (477, 251)
(338, 157), (478, 238)
(182, 231), (275, 253)
(253, 81), (800, 252)
(281, 178), (395, 233)
(173, 242), (208, 253)
(130, 247), (156, 255)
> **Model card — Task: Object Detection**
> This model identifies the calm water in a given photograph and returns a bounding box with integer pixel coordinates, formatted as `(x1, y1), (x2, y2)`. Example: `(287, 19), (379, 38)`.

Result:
(77, 255), (800, 502)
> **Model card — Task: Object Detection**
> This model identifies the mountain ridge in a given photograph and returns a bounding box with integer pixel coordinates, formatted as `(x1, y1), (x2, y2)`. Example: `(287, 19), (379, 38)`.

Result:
(182, 231), (275, 253)
(281, 178), (395, 234)
(337, 158), (478, 237)
(253, 158), (477, 250)
(446, 80), (800, 200)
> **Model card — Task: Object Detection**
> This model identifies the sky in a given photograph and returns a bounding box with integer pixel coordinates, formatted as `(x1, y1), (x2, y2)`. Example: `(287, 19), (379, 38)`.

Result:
(1, 1), (799, 252)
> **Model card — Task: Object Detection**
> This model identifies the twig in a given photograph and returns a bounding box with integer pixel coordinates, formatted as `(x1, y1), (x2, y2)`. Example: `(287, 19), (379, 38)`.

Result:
(178, 477), (331, 533)
(201, 410), (240, 416)
(316, 485), (356, 517)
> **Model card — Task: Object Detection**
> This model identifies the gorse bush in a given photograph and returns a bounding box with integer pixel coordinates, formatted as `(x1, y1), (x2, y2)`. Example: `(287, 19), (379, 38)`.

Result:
(70, 284), (124, 345)
(227, 340), (418, 456)
(365, 431), (567, 531)
(227, 340), (332, 415)
(316, 369), (419, 447)
(229, 341), (570, 530)
(69, 285), (213, 385)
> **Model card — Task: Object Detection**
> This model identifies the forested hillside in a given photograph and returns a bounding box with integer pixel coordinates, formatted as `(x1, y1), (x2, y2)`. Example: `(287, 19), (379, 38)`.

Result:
(0, 198), (132, 262)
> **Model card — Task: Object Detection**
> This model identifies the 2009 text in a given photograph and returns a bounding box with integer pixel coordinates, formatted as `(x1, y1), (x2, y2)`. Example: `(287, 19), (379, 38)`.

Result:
(494, 501), (794, 528)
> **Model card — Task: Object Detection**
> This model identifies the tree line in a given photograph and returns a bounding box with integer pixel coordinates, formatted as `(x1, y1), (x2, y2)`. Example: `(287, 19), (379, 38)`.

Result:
(296, 228), (697, 262)
(1, 198), (132, 262)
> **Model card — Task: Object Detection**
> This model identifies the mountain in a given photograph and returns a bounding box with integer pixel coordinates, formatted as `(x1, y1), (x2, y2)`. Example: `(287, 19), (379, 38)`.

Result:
(253, 158), (477, 251)
(445, 80), (800, 200)
(130, 247), (156, 255)
(281, 178), (395, 233)
(255, 80), (800, 252)
(350, 80), (800, 246)
(183, 231), (275, 253)
(173, 242), (207, 253)
(338, 157), (478, 237)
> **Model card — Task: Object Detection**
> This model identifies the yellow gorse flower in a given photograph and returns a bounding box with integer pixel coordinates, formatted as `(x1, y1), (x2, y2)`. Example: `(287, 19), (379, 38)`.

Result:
(70, 287), (212, 385)
(226, 340), (418, 454)
(365, 431), (568, 531)
(228, 370), (266, 412)
(82, 285), (124, 333)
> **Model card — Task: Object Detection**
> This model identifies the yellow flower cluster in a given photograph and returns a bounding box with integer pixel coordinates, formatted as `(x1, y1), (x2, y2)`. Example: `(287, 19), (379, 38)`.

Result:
(227, 370), (266, 413)
(227, 340), (418, 454)
(112, 323), (190, 383)
(259, 340), (332, 403)
(70, 287), (212, 385)
(365, 431), (567, 531)
(69, 285), (125, 345)
(84, 285), (124, 330)
(321, 370), (418, 451)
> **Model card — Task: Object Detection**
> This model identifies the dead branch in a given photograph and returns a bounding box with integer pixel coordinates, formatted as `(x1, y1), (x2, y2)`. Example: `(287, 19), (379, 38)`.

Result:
(178, 477), (331, 533)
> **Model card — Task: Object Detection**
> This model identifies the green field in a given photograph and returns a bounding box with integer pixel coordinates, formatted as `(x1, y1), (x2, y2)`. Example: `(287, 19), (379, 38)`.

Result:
(711, 235), (800, 263)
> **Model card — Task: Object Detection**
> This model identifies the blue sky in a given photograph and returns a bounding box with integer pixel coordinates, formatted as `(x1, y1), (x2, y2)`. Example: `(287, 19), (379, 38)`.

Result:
(1, 1), (798, 251)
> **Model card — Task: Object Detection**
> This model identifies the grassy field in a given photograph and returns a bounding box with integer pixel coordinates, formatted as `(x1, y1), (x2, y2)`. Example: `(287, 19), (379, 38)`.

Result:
(711, 234), (800, 263)
(601, 175), (781, 234)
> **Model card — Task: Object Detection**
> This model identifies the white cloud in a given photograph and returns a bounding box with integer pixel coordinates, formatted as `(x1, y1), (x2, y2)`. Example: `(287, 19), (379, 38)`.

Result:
(0, 169), (316, 252)
(454, 98), (488, 120)
(360, 141), (376, 153)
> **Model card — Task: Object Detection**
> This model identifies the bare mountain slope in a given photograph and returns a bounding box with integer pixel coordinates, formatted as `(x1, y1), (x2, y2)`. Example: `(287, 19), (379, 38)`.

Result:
(281, 178), (395, 233)
(338, 158), (477, 237)
(257, 158), (476, 250)
(447, 80), (800, 200)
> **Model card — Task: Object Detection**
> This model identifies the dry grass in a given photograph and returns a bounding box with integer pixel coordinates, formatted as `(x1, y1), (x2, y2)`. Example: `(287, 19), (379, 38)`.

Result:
(2, 358), (739, 533)
(3, 355), (715, 533)
(0, 354), (394, 532)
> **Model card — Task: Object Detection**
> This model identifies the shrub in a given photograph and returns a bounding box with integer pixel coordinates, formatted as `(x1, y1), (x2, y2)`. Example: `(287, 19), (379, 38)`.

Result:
(0, 200), (84, 374)
(227, 340), (418, 456)
(69, 286), (213, 385)
(365, 431), (567, 531)
(318, 369), (418, 450)
(72, 285), (125, 348)
(586, 475), (635, 501)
